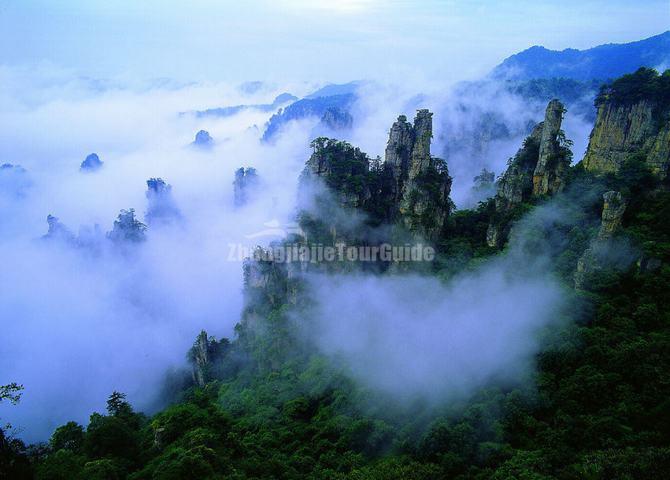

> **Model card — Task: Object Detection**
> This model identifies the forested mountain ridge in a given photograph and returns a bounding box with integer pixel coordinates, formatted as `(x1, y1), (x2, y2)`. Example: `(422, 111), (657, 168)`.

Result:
(492, 31), (670, 81)
(585, 67), (670, 177)
(2, 68), (670, 479)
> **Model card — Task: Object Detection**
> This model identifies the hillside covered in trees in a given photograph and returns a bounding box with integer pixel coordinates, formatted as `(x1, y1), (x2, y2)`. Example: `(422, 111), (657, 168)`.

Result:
(2, 67), (669, 479)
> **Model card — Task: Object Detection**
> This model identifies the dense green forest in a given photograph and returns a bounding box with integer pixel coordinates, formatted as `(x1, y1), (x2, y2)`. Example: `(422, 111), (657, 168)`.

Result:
(595, 67), (670, 108)
(2, 70), (670, 480)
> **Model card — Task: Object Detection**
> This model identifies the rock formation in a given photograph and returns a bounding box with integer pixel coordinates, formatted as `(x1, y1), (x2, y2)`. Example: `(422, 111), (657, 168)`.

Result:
(300, 110), (452, 240)
(239, 112), (454, 371)
(468, 168), (496, 204)
(494, 124), (543, 212)
(583, 100), (670, 179)
(386, 110), (437, 194)
(582, 68), (670, 179)
(239, 250), (301, 370)
(233, 167), (260, 207)
(533, 99), (569, 196)
(42, 215), (75, 243)
(487, 99), (572, 247)
(303, 137), (374, 210)
(243, 248), (296, 308)
(80, 153), (103, 172)
(192, 129), (214, 148)
(190, 331), (210, 387)
(385, 110), (453, 239)
(188, 330), (229, 387)
(42, 215), (108, 252)
(262, 91), (357, 143)
(0, 163), (31, 197)
(597, 191), (627, 241)
(145, 178), (181, 225)
(107, 209), (147, 243)
(385, 114), (414, 198)
(574, 191), (627, 290)
(320, 107), (353, 131)
(409, 110), (433, 176)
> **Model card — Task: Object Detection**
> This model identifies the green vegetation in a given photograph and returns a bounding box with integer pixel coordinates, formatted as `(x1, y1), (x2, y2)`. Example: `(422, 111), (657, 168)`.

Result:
(506, 77), (602, 105)
(4, 72), (670, 479)
(303, 137), (397, 227)
(6, 147), (665, 479)
(595, 67), (670, 111)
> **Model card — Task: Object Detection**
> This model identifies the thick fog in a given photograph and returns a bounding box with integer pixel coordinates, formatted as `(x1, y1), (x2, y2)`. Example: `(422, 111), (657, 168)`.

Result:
(304, 271), (563, 402)
(0, 72), (316, 440)
(301, 199), (577, 404)
(0, 65), (595, 441)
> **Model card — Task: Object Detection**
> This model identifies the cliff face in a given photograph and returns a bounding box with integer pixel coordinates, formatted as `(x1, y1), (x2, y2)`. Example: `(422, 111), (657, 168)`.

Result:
(496, 99), (569, 211)
(321, 107), (353, 131)
(649, 123), (670, 177)
(597, 191), (627, 240)
(188, 330), (230, 387)
(487, 99), (571, 247)
(303, 137), (374, 211)
(574, 191), (627, 290)
(385, 114), (414, 197)
(494, 124), (542, 212)
(145, 178), (181, 225)
(190, 331), (211, 388)
(302, 110), (452, 239)
(583, 100), (670, 178)
(533, 99), (568, 196)
(233, 167), (259, 207)
(386, 110), (436, 191)
(582, 68), (670, 179)
(385, 110), (453, 239)
(408, 110), (433, 180)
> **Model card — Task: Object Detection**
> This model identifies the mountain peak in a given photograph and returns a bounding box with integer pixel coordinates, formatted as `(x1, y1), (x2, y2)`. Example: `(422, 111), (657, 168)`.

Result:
(492, 31), (670, 81)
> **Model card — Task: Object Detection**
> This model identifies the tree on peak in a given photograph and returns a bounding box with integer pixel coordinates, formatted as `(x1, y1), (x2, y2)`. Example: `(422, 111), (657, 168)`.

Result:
(106, 391), (134, 418)
(595, 67), (670, 108)
(145, 178), (182, 225)
(49, 421), (85, 453)
(107, 209), (146, 243)
(146, 177), (169, 193)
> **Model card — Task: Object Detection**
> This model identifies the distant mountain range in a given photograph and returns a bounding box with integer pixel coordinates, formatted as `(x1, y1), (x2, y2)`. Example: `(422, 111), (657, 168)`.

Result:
(492, 31), (670, 81)
(188, 32), (670, 148)
(189, 92), (298, 118)
(261, 93), (357, 143)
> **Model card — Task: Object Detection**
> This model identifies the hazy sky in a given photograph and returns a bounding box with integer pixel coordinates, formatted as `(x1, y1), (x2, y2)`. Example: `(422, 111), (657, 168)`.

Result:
(1, 0), (668, 83)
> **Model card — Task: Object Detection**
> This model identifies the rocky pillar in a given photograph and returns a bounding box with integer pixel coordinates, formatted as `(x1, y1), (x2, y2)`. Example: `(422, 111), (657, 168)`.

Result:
(408, 109), (433, 181)
(384, 115), (414, 197)
(575, 191), (627, 289)
(597, 191), (627, 240)
(533, 99), (565, 196)
(191, 331), (210, 387)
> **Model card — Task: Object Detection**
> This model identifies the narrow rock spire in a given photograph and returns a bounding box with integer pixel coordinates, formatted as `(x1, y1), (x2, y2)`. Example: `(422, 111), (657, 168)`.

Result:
(532, 99), (567, 196)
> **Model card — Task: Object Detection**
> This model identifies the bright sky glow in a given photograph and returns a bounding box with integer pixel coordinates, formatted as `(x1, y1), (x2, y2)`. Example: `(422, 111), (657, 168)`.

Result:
(0, 0), (668, 82)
